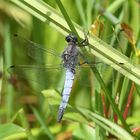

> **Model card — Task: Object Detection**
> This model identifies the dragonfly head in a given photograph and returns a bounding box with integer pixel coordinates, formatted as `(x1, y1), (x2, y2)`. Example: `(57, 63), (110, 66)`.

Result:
(65, 33), (78, 43)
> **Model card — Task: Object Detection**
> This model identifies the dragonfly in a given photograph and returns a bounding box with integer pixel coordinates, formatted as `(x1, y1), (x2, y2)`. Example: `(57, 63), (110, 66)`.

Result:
(57, 33), (88, 122)
(9, 33), (100, 122)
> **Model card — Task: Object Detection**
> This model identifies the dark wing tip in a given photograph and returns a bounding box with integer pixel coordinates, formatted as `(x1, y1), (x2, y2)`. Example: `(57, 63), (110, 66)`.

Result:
(10, 65), (15, 68)
(13, 34), (18, 37)
(7, 65), (15, 73)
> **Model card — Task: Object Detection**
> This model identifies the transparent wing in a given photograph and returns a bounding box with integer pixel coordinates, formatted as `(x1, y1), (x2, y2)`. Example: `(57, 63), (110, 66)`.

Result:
(8, 62), (108, 94)
(12, 34), (61, 65)
(10, 34), (110, 92)
(74, 62), (110, 88)
(8, 64), (66, 93)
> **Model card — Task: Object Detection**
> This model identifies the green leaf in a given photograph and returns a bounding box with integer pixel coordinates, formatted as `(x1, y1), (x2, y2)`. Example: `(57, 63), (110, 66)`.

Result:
(73, 124), (96, 140)
(41, 89), (61, 105)
(77, 108), (135, 140)
(31, 106), (55, 140)
(0, 123), (25, 140)
(55, 0), (78, 36)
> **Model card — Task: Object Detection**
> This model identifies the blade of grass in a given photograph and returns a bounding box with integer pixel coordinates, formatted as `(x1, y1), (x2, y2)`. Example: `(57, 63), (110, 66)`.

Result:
(0, 123), (25, 140)
(0, 52), (2, 101)
(55, 0), (78, 37)
(129, 0), (140, 41)
(4, 22), (13, 120)
(119, 77), (130, 109)
(107, 0), (126, 14)
(135, 85), (140, 97)
(75, 0), (86, 27)
(10, 109), (34, 140)
(78, 107), (134, 140)
(31, 106), (55, 140)
(86, 0), (94, 27)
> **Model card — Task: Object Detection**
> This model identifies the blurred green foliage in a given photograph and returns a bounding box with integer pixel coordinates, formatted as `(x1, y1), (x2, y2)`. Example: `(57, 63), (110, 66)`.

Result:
(0, 0), (140, 139)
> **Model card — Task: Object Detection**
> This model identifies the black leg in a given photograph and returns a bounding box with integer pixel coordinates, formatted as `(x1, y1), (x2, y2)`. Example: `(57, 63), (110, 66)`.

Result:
(79, 38), (88, 46)
(78, 31), (89, 47)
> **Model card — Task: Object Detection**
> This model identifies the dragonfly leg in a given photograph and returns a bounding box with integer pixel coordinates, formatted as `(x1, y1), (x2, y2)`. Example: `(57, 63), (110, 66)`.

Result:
(78, 31), (89, 47)
(79, 39), (88, 46)
(78, 61), (88, 66)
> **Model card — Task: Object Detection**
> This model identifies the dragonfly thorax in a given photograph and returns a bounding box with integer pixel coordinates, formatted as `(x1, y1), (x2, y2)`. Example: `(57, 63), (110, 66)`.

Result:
(62, 41), (79, 74)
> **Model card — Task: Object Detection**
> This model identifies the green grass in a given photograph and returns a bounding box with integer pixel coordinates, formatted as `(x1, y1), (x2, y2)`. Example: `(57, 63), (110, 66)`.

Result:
(0, 0), (140, 139)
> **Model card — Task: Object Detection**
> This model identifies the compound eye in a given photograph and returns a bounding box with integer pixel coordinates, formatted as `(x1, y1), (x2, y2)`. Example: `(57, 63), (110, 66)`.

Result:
(65, 35), (71, 42)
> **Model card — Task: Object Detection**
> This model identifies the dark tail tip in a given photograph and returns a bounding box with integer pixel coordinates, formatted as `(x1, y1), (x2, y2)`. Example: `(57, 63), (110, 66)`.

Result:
(57, 107), (65, 122)
(13, 34), (18, 37)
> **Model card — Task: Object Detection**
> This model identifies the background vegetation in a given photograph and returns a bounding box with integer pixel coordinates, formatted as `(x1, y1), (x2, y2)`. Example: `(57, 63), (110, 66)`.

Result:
(0, 0), (140, 140)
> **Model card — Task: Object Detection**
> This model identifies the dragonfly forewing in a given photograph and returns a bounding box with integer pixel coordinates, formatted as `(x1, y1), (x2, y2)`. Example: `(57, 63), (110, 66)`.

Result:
(12, 34), (61, 65)
(8, 64), (66, 92)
